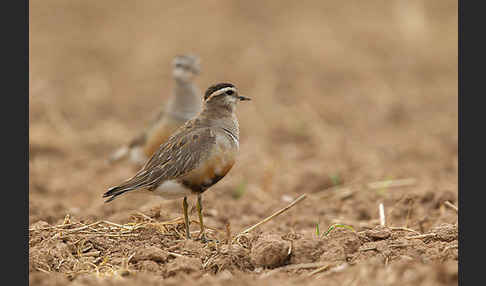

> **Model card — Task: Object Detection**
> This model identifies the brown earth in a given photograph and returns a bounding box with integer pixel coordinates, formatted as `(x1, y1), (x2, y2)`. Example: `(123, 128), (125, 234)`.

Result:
(29, 1), (458, 285)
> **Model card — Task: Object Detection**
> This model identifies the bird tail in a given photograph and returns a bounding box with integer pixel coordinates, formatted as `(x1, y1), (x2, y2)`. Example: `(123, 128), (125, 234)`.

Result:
(103, 185), (132, 203)
(103, 177), (144, 203)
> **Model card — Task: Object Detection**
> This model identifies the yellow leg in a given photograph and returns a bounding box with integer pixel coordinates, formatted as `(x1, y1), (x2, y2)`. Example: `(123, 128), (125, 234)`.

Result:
(182, 196), (191, 239)
(196, 194), (207, 241)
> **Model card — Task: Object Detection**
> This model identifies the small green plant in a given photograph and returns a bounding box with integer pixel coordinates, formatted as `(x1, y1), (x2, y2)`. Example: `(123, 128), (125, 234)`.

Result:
(323, 224), (355, 237)
(376, 175), (393, 196)
(329, 174), (342, 186)
(231, 180), (247, 199)
(315, 223), (320, 237)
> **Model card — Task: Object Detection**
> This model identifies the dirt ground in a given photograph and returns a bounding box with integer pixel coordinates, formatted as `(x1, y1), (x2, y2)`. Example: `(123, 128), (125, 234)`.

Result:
(29, 1), (458, 285)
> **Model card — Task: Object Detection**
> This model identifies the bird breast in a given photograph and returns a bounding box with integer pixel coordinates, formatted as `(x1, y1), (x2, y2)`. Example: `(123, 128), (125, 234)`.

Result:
(179, 132), (238, 193)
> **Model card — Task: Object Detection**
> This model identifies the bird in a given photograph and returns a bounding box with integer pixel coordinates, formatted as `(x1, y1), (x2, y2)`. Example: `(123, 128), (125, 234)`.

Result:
(108, 54), (203, 165)
(103, 82), (250, 241)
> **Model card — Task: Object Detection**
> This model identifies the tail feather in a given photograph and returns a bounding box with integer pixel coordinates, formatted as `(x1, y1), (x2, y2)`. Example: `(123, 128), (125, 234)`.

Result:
(103, 171), (152, 203)
(102, 185), (132, 203)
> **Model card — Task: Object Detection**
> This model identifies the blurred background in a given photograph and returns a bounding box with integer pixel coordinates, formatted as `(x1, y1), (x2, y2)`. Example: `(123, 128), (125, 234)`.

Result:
(29, 0), (457, 234)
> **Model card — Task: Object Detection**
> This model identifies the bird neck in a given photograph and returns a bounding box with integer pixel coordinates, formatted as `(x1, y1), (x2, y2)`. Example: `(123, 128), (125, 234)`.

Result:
(200, 102), (239, 139)
(201, 101), (236, 119)
(167, 79), (202, 116)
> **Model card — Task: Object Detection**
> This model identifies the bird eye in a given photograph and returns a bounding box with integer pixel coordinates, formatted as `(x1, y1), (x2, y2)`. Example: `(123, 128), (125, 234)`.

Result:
(226, 90), (234, 95)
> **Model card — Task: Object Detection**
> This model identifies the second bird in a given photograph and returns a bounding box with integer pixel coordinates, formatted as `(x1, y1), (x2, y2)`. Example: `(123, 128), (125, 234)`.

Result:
(109, 54), (203, 165)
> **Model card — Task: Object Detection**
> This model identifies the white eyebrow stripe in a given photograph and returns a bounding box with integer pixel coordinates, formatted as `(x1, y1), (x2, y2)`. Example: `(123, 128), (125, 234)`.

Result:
(207, 87), (237, 101)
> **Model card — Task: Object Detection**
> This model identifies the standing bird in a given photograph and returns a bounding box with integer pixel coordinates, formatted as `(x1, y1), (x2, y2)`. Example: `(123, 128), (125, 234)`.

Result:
(108, 54), (203, 165)
(103, 83), (250, 241)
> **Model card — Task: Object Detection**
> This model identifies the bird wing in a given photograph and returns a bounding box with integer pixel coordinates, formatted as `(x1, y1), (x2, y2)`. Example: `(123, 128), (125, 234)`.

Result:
(107, 106), (166, 164)
(103, 122), (216, 201)
(144, 126), (216, 183)
(128, 106), (167, 148)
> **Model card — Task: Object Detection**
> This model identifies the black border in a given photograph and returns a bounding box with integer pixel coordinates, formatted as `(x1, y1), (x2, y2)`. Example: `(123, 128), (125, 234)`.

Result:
(459, 0), (480, 284)
(24, 0), (29, 284)
(458, 0), (462, 283)
(7, 0), (28, 285)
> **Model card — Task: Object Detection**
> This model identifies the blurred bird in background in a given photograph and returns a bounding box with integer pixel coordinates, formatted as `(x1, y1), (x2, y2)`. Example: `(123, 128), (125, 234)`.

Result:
(108, 54), (203, 165)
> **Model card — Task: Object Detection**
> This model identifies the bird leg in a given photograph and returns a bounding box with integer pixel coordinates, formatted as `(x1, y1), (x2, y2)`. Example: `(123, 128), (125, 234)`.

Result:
(182, 196), (191, 239)
(196, 194), (208, 242)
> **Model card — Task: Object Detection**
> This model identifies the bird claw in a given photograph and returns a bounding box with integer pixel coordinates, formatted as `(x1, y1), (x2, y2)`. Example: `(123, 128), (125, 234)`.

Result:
(197, 233), (218, 243)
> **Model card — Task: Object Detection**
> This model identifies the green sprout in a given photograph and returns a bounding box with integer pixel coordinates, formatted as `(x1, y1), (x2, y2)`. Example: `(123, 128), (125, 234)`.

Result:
(231, 180), (247, 199)
(323, 224), (355, 237)
(329, 174), (342, 186)
(376, 175), (393, 196)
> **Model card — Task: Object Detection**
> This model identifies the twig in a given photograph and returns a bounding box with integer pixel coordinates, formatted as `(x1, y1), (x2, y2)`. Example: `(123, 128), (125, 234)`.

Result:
(260, 262), (329, 279)
(405, 198), (415, 228)
(389, 243), (412, 248)
(444, 201), (458, 214)
(189, 219), (222, 233)
(29, 222), (79, 231)
(225, 223), (232, 244)
(379, 203), (385, 226)
(442, 244), (458, 253)
(359, 246), (378, 252)
(64, 222), (103, 233)
(102, 220), (141, 231)
(313, 187), (353, 200)
(367, 178), (416, 189)
(82, 251), (101, 257)
(308, 264), (332, 276)
(167, 251), (186, 258)
(76, 233), (140, 238)
(389, 227), (421, 235)
(151, 217), (184, 225)
(135, 212), (156, 222)
(232, 194), (307, 242)
(405, 233), (436, 240)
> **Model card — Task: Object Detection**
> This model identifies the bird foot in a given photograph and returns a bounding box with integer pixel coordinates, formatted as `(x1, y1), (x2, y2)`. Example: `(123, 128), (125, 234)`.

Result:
(197, 233), (218, 243)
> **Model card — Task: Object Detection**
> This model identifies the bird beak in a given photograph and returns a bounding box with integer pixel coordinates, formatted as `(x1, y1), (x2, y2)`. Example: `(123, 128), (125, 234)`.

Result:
(238, 95), (251, 101)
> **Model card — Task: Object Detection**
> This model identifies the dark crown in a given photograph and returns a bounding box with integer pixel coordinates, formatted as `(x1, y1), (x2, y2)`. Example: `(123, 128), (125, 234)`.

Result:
(204, 83), (235, 101)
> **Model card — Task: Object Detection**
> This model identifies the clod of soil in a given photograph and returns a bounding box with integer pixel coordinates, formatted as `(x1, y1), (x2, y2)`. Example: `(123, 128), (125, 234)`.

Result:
(250, 234), (290, 268)
(166, 256), (202, 276)
(206, 244), (254, 273)
(135, 260), (162, 273)
(431, 223), (458, 242)
(320, 229), (361, 262)
(132, 246), (169, 263)
(289, 239), (325, 264)
(365, 226), (392, 240)
(30, 220), (50, 230)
